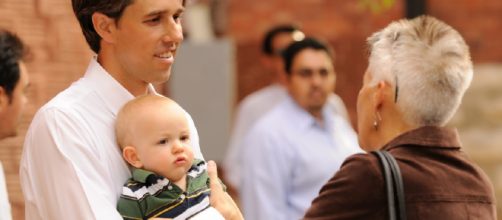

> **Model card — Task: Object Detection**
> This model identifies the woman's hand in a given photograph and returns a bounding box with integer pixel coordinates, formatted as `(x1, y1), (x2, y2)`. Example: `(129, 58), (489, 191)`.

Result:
(208, 160), (244, 220)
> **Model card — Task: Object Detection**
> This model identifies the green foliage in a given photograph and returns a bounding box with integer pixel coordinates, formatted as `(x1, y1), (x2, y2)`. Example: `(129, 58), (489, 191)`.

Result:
(359, 0), (396, 14)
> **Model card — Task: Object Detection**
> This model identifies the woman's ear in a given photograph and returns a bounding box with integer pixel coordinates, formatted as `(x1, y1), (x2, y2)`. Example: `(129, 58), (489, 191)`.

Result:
(123, 146), (143, 168)
(91, 12), (116, 44)
(373, 80), (393, 111)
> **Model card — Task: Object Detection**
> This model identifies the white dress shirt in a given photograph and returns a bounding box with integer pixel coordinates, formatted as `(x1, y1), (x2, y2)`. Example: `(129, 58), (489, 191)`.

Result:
(224, 83), (350, 189)
(20, 58), (203, 220)
(240, 96), (361, 220)
(0, 162), (12, 220)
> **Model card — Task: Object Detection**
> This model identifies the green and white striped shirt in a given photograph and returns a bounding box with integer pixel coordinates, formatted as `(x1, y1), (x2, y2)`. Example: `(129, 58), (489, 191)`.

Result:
(117, 159), (213, 220)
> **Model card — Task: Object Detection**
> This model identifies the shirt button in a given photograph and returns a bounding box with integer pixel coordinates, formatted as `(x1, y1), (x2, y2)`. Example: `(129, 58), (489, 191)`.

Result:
(168, 185), (173, 190)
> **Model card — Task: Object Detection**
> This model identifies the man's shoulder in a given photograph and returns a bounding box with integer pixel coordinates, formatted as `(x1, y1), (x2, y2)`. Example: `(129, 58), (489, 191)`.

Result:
(41, 79), (92, 110)
(238, 85), (286, 110)
(243, 101), (294, 146)
(249, 101), (289, 130)
(28, 81), (102, 134)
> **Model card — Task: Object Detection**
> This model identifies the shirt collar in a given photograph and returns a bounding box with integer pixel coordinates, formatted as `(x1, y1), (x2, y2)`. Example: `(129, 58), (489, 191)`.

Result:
(131, 168), (158, 184)
(383, 126), (461, 151)
(83, 57), (158, 117)
(284, 96), (333, 132)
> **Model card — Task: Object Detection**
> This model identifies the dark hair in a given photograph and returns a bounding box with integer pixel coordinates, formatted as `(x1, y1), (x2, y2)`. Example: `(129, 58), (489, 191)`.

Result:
(72, 0), (187, 54)
(0, 29), (26, 102)
(262, 24), (301, 56)
(282, 37), (334, 75)
(72, 0), (135, 53)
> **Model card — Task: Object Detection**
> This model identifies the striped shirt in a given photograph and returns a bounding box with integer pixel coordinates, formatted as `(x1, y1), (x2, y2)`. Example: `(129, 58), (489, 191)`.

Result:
(117, 159), (212, 220)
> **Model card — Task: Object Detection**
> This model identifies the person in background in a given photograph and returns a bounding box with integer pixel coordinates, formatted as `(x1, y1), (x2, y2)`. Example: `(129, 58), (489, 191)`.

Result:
(240, 37), (361, 220)
(224, 25), (350, 192)
(0, 29), (30, 220)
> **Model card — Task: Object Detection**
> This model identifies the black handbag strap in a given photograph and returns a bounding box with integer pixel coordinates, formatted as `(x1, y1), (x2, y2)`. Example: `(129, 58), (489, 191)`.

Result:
(373, 151), (407, 220)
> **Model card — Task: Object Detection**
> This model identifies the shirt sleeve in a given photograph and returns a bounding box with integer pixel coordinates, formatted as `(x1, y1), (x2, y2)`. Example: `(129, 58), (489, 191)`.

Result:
(222, 102), (249, 188)
(240, 128), (292, 220)
(184, 110), (204, 160)
(20, 108), (123, 220)
(0, 163), (12, 220)
(303, 153), (386, 219)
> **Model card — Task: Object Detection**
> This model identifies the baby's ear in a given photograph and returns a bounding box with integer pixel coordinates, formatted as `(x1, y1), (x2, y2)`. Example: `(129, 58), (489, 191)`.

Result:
(123, 146), (143, 168)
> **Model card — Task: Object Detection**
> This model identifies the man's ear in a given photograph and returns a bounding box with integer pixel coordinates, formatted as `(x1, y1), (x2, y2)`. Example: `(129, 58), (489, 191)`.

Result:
(123, 146), (143, 168)
(91, 12), (117, 44)
(0, 87), (8, 112)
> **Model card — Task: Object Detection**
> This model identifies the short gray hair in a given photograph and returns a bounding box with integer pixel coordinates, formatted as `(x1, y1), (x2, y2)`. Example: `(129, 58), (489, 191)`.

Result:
(367, 15), (473, 126)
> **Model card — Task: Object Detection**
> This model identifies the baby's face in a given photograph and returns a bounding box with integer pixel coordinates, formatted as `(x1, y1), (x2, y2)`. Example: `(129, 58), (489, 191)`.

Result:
(132, 102), (194, 182)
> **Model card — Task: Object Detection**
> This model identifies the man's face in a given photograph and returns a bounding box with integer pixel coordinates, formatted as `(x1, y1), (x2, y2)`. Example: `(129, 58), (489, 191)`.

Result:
(0, 62), (29, 139)
(287, 49), (336, 116)
(131, 102), (194, 183)
(110, 0), (184, 87)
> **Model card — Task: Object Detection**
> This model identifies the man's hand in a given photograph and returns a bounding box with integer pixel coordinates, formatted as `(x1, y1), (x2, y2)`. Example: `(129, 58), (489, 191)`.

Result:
(208, 160), (244, 220)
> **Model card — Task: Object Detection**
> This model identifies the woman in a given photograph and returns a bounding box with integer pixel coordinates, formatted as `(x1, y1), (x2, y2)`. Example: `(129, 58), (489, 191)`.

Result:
(208, 15), (497, 220)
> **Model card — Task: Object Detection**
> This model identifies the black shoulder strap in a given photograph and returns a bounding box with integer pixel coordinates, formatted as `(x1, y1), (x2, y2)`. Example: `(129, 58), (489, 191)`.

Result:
(373, 151), (407, 220)
(373, 151), (397, 220)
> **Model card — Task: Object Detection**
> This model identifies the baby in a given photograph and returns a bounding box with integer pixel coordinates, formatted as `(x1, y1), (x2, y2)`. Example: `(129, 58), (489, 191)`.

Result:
(115, 94), (223, 220)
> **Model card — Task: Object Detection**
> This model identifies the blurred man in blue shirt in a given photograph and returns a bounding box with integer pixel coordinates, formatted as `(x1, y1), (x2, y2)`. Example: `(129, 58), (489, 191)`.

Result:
(240, 37), (361, 220)
(224, 25), (350, 194)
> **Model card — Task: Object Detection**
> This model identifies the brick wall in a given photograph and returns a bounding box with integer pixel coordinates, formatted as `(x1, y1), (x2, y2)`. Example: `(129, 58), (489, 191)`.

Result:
(1, 0), (502, 219)
(229, 0), (404, 124)
(228, 0), (502, 122)
(429, 0), (502, 62)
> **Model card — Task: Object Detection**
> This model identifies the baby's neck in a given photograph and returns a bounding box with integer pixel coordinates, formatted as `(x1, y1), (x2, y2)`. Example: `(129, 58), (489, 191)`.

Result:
(172, 175), (187, 192)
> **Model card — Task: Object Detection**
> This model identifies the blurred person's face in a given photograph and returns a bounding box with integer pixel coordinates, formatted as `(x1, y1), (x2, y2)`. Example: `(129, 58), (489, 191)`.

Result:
(126, 101), (194, 183)
(0, 62), (29, 139)
(287, 49), (335, 117)
(105, 0), (184, 89)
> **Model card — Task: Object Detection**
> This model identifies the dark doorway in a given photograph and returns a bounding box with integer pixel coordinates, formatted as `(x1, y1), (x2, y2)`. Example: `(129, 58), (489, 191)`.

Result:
(406, 0), (427, 18)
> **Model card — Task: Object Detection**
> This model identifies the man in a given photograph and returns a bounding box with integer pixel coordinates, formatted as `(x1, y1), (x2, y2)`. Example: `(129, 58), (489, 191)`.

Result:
(223, 25), (350, 190)
(240, 38), (361, 220)
(0, 29), (30, 220)
(20, 0), (207, 219)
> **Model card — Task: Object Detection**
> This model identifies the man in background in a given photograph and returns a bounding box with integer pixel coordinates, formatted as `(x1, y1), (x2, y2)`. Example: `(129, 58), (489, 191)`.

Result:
(240, 38), (360, 219)
(0, 29), (30, 220)
(223, 25), (350, 191)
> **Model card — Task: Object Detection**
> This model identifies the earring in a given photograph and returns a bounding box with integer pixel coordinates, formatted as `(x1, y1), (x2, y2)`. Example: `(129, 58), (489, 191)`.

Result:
(373, 112), (382, 130)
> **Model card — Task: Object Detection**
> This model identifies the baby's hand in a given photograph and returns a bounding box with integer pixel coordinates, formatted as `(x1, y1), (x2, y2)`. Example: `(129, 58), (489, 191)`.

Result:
(208, 160), (244, 220)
